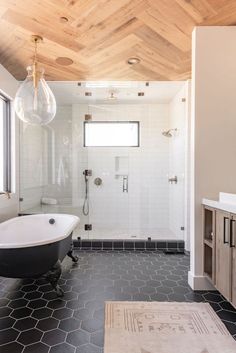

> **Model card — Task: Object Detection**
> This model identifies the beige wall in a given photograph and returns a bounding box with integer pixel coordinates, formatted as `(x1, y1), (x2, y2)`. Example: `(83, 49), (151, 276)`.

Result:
(0, 64), (19, 221)
(189, 26), (236, 289)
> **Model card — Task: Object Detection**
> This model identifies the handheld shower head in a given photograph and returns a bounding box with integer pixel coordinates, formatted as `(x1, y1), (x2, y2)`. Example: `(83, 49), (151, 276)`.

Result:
(162, 128), (178, 138)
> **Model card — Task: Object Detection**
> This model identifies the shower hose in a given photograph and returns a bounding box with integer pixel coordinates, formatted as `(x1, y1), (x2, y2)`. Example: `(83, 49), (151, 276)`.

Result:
(82, 174), (89, 216)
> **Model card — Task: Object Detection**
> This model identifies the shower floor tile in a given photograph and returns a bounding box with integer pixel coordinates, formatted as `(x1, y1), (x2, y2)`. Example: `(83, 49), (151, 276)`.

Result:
(0, 250), (235, 353)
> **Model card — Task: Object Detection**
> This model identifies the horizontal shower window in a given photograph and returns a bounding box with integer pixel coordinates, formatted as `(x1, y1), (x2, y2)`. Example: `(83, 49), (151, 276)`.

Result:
(0, 93), (11, 193)
(84, 121), (140, 147)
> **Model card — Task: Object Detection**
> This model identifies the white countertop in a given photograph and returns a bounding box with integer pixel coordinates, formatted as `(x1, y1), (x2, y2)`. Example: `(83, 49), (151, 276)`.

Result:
(202, 193), (236, 213)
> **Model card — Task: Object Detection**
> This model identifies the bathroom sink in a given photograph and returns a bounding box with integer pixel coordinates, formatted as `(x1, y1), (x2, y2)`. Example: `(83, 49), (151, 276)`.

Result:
(219, 192), (236, 205)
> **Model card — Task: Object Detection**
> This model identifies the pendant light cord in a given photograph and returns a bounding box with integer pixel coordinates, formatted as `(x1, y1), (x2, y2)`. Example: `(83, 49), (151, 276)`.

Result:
(34, 39), (38, 65)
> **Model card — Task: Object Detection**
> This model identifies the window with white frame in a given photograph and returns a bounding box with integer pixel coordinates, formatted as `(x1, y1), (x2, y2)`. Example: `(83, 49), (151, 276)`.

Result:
(0, 94), (11, 193)
(84, 121), (140, 147)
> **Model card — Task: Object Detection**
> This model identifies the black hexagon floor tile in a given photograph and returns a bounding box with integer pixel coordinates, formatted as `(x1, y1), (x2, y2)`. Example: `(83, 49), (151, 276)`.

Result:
(76, 343), (102, 353)
(14, 317), (37, 331)
(0, 328), (19, 345)
(0, 317), (16, 330)
(10, 307), (32, 319)
(36, 317), (59, 331)
(0, 250), (235, 352)
(42, 328), (66, 346)
(66, 329), (90, 346)
(8, 298), (28, 309)
(90, 330), (104, 348)
(0, 307), (12, 318)
(32, 307), (53, 320)
(59, 317), (81, 332)
(23, 342), (50, 353)
(49, 342), (75, 353)
(0, 342), (24, 353)
(17, 328), (43, 345)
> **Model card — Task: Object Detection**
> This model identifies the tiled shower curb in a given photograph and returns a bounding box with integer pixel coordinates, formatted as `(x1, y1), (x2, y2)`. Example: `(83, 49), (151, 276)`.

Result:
(73, 239), (185, 252)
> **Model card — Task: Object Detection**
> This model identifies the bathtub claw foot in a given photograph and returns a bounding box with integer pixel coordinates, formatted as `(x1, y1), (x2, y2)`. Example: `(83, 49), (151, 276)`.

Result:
(67, 250), (79, 263)
(55, 286), (64, 297)
(44, 260), (63, 297)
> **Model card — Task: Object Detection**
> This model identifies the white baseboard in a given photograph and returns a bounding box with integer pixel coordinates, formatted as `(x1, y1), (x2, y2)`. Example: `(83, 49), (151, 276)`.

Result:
(188, 271), (216, 290)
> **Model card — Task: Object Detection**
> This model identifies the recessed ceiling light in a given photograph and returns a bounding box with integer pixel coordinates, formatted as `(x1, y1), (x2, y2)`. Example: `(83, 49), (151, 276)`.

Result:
(55, 57), (73, 66)
(127, 57), (140, 65)
(60, 16), (69, 23)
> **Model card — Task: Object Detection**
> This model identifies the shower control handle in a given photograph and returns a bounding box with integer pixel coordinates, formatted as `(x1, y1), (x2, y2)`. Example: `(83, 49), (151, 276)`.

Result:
(168, 176), (178, 184)
(123, 176), (128, 193)
(83, 169), (92, 177)
(94, 177), (102, 186)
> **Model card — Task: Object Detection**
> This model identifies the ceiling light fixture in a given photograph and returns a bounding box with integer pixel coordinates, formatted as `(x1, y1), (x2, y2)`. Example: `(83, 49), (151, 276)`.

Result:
(56, 57), (73, 66)
(14, 35), (56, 125)
(127, 57), (140, 65)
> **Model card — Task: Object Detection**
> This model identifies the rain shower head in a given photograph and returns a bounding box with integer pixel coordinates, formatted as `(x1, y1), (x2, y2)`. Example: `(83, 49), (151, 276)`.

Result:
(162, 128), (178, 137)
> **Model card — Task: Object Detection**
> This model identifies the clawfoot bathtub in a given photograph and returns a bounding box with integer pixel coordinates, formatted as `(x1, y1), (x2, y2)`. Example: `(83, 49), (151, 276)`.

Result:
(0, 214), (79, 296)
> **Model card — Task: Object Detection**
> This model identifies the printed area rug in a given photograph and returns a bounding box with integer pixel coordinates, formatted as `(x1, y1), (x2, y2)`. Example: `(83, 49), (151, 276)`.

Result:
(104, 301), (236, 353)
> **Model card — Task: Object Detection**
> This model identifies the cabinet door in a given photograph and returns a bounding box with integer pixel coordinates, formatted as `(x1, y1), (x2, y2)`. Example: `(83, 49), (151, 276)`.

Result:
(231, 214), (236, 308)
(215, 210), (232, 301)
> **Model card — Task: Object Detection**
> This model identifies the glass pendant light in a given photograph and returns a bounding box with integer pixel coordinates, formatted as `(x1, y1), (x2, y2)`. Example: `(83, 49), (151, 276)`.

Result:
(14, 35), (56, 125)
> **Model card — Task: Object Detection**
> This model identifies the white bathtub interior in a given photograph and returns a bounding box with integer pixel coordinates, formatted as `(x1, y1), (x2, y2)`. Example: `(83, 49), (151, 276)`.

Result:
(0, 214), (79, 248)
(19, 81), (188, 241)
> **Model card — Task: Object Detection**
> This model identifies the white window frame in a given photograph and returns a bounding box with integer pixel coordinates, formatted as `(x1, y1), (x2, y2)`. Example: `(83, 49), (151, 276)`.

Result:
(84, 121), (140, 147)
(0, 93), (11, 193)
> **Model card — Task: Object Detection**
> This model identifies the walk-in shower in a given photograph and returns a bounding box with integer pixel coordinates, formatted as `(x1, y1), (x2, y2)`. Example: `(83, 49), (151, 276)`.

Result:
(19, 81), (188, 243)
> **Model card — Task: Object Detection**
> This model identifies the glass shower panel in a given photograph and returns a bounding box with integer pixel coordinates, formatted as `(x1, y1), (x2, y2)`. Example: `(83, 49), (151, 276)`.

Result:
(19, 122), (48, 212)
(85, 104), (130, 239)
(19, 106), (90, 241)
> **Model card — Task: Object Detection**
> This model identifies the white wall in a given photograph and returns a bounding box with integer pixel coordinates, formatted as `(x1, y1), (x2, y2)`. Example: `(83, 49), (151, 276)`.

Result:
(189, 26), (236, 289)
(0, 64), (19, 222)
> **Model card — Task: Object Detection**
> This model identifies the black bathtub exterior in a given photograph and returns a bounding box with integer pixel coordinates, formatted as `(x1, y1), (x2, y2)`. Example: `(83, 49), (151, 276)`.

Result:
(0, 232), (73, 278)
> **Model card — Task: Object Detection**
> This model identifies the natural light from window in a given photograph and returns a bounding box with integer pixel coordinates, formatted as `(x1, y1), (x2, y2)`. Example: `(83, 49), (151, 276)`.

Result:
(84, 122), (139, 147)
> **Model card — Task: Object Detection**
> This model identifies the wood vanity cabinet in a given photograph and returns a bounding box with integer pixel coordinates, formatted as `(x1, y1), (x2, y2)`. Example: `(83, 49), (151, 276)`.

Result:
(203, 206), (236, 307)
(215, 210), (232, 301)
(231, 214), (236, 307)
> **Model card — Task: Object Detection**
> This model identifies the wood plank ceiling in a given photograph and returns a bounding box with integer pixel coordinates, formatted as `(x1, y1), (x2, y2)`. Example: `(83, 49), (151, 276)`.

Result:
(0, 0), (236, 81)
